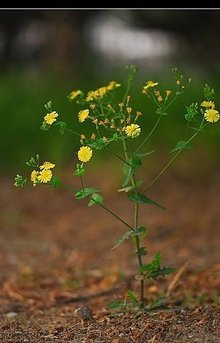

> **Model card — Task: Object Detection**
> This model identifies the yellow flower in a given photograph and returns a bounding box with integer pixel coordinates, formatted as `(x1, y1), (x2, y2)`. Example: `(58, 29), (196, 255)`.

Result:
(78, 109), (89, 123)
(166, 90), (172, 97)
(40, 162), (55, 170)
(204, 108), (220, 123)
(31, 170), (39, 186)
(78, 146), (93, 163)
(201, 101), (215, 109)
(69, 90), (82, 100)
(125, 124), (141, 138)
(143, 81), (158, 90)
(44, 111), (58, 125)
(106, 81), (121, 90)
(38, 169), (53, 183)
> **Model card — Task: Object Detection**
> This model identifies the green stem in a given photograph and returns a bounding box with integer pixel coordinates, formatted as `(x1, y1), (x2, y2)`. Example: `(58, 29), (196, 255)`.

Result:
(99, 203), (133, 231)
(143, 120), (205, 193)
(135, 116), (162, 153)
(104, 147), (133, 168)
(66, 128), (81, 137)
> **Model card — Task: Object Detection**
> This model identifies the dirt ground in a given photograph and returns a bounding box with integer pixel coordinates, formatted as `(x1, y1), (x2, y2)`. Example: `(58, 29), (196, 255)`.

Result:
(0, 160), (220, 342)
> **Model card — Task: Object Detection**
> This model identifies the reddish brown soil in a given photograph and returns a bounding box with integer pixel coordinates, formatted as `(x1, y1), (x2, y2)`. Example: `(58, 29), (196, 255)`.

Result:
(0, 161), (219, 342)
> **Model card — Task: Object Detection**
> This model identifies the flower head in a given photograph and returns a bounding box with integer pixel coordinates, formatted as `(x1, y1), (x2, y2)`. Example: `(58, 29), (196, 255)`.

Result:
(78, 146), (93, 163)
(125, 124), (141, 138)
(38, 169), (53, 183)
(69, 90), (82, 100)
(106, 81), (121, 90)
(204, 108), (220, 123)
(143, 81), (158, 90)
(40, 162), (55, 170)
(44, 111), (58, 125)
(31, 170), (39, 186)
(201, 101), (215, 109)
(78, 109), (89, 123)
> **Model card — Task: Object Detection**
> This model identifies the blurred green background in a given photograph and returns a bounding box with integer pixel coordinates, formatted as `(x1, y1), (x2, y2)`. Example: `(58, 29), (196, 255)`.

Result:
(0, 10), (219, 175)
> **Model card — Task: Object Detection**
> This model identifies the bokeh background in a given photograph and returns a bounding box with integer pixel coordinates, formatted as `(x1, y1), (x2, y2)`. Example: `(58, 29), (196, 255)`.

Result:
(0, 9), (219, 174)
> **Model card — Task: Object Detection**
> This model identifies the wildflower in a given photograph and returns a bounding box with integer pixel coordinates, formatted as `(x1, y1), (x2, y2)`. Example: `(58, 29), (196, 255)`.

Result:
(69, 90), (82, 100)
(166, 90), (172, 97)
(31, 170), (39, 186)
(97, 87), (107, 97)
(78, 109), (89, 123)
(143, 81), (158, 90)
(106, 81), (121, 90)
(201, 101), (215, 109)
(44, 111), (58, 125)
(38, 169), (53, 183)
(125, 124), (141, 138)
(78, 146), (93, 163)
(40, 162), (55, 170)
(204, 108), (220, 123)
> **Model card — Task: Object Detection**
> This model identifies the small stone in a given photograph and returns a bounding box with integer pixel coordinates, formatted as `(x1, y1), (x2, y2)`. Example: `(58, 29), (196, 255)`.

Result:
(6, 312), (17, 319)
(74, 306), (93, 320)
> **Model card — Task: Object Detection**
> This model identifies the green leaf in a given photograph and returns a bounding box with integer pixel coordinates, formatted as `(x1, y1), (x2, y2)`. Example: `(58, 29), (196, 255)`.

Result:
(108, 300), (125, 310)
(145, 297), (168, 311)
(55, 121), (67, 135)
(118, 180), (142, 193)
(112, 230), (133, 249)
(140, 253), (175, 280)
(88, 193), (103, 206)
(14, 174), (27, 187)
(88, 138), (109, 150)
(44, 100), (52, 111)
(185, 103), (198, 121)
(75, 187), (100, 199)
(127, 290), (138, 303)
(50, 176), (61, 188)
(40, 122), (50, 131)
(74, 164), (85, 177)
(171, 140), (193, 153)
(133, 226), (147, 237)
(26, 154), (40, 168)
(204, 83), (215, 100)
(128, 192), (165, 210)
(122, 157), (142, 187)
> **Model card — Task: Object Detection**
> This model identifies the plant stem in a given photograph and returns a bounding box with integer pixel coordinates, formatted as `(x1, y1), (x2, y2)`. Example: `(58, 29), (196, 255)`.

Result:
(143, 121), (205, 193)
(134, 202), (145, 306)
(66, 128), (81, 137)
(104, 147), (133, 167)
(135, 116), (162, 153)
(99, 203), (133, 230)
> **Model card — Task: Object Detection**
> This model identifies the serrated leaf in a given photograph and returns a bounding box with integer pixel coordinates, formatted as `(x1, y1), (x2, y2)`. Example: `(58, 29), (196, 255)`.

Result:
(112, 230), (133, 249)
(149, 266), (175, 280)
(171, 140), (193, 153)
(88, 193), (103, 206)
(133, 226), (147, 237)
(122, 157), (142, 187)
(40, 122), (50, 131)
(50, 176), (61, 188)
(75, 187), (100, 199)
(127, 290), (138, 303)
(44, 100), (52, 111)
(140, 253), (175, 280)
(88, 138), (109, 150)
(55, 121), (67, 135)
(128, 192), (165, 210)
(140, 252), (161, 273)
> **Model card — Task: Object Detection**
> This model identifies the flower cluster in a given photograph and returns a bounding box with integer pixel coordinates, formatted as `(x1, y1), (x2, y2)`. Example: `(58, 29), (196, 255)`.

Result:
(31, 161), (55, 186)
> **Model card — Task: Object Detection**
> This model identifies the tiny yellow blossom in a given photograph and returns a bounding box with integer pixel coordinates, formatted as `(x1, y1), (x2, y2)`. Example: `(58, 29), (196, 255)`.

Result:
(106, 81), (121, 90)
(38, 169), (53, 183)
(78, 109), (89, 123)
(102, 137), (108, 142)
(81, 134), (86, 140)
(158, 96), (163, 102)
(44, 111), (58, 125)
(143, 81), (158, 90)
(125, 124), (141, 138)
(204, 108), (220, 123)
(126, 107), (132, 114)
(201, 101), (215, 109)
(166, 90), (172, 97)
(78, 146), (93, 163)
(31, 170), (39, 186)
(40, 162), (55, 170)
(69, 90), (82, 100)
(176, 80), (181, 85)
(90, 104), (96, 110)
(91, 133), (96, 140)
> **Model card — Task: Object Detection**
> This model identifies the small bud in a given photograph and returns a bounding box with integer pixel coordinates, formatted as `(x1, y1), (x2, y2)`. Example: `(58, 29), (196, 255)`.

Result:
(166, 90), (172, 97)
(126, 107), (132, 114)
(136, 111), (142, 117)
(93, 119), (98, 124)
(81, 134), (86, 140)
(119, 102), (124, 108)
(102, 136), (108, 142)
(90, 104), (96, 110)
(176, 80), (181, 85)
(91, 133), (96, 140)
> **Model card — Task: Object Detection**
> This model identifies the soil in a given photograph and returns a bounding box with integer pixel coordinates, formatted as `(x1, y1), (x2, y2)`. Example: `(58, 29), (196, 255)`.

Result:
(0, 161), (219, 342)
